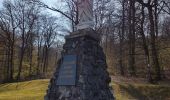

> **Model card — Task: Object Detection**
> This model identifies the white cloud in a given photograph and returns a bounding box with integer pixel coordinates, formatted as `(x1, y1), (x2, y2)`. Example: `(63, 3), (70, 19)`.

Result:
(0, 0), (3, 8)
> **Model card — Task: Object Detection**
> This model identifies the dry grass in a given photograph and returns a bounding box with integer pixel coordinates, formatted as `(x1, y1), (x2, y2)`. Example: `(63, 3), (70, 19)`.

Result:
(0, 79), (49, 100)
(0, 79), (170, 100)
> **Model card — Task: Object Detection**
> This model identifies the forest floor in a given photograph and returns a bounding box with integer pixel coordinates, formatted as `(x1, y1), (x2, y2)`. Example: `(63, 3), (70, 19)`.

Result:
(0, 77), (170, 100)
(111, 76), (170, 100)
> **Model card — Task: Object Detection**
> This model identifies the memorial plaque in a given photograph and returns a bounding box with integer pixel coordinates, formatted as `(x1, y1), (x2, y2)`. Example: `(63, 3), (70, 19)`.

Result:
(56, 55), (77, 85)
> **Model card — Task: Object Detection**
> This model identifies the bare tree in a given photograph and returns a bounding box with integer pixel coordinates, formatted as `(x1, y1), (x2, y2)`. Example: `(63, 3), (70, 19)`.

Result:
(0, 0), (20, 81)
(16, 0), (39, 80)
(29, 0), (78, 28)
(40, 16), (58, 76)
(140, 4), (153, 82)
(128, 0), (136, 76)
(136, 0), (161, 80)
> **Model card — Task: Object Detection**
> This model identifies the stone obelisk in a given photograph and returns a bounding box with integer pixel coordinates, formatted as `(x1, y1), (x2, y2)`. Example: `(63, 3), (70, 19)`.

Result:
(76, 0), (94, 30)
(45, 0), (114, 100)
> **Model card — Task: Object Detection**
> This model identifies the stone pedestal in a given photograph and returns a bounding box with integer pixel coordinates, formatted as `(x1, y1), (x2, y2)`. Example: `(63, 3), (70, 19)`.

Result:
(45, 29), (114, 100)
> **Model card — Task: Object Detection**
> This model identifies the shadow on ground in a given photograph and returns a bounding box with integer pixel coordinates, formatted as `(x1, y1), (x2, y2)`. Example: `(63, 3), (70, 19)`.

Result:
(118, 84), (170, 100)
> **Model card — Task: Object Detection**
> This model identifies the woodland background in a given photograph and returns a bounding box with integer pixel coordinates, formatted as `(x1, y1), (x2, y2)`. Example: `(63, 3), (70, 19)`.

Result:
(0, 0), (170, 84)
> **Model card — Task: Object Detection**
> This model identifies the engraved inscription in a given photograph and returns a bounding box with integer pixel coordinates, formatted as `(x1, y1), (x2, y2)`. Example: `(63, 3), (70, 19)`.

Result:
(56, 55), (77, 85)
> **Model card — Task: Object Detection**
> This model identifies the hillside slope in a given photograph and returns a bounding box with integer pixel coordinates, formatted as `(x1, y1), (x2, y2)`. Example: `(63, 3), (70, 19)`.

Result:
(0, 79), (170, 100)
(0, 79), (49, 100)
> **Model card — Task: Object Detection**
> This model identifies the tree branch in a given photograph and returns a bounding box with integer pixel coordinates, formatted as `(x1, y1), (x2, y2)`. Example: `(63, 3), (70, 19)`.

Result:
(29, 0), (76, 23)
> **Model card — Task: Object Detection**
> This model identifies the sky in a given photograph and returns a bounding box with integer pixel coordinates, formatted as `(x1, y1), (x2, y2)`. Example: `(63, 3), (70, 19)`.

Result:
(42, 0), (61, 16)
(0, 0), (70, 40)
(0, 0), (62, 18)
(0, 0), (57, 9)
(0, 0), (69, 16)
(0, 0), (2, 8)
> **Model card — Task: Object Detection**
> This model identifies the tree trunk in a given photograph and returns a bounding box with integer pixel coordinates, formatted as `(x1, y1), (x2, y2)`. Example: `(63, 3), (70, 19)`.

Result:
(148, 6), (161, 81)
(9, 30), (15, 81)
(29, 44), (33, 77)
(45, 49), (49, 73)
(128, 0), (136, 76)
(43, 45), (48, 76)
(36, 41), (41, 76)
(6, 47), (10, 81)
(119, 0), (125, 76)
(154, 0), (159, 38)
(141, 5), (153, 83)
(40, 45), (45, 75)
(17, 43), (25, 81)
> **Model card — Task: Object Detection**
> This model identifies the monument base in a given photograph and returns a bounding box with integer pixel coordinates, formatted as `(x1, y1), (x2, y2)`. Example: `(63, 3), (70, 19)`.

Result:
(45, 29), (114, 100)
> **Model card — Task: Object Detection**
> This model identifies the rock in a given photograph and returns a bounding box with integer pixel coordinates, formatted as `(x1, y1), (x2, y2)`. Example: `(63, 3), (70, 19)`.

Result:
(45, 29), (114, 100)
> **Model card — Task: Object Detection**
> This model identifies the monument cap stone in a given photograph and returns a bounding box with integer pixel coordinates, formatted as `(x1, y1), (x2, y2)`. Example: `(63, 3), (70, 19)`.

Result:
(66, 28), (100, 41)
(76, 0), (94, 30)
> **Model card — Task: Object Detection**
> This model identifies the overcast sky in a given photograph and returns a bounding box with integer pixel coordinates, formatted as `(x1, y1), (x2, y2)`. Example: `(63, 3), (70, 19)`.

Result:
(0, 0), (71, 36)
(0, 0), (67, 18)
(0, 0), (61, 15)
(0, 0), (2, 8)
(0, 0), (56, 7)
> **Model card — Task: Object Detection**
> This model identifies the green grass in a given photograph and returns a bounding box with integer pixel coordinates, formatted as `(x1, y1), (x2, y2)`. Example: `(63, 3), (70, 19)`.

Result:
(0, 79), (49, 100)
(112, 82), (170, 100)
(0, 79), (170, 100)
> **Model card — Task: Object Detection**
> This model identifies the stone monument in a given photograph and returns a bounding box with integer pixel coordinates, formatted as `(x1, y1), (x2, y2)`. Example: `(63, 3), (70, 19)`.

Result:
(76, 0), (94, 30)
(45, 0), (114, 100)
